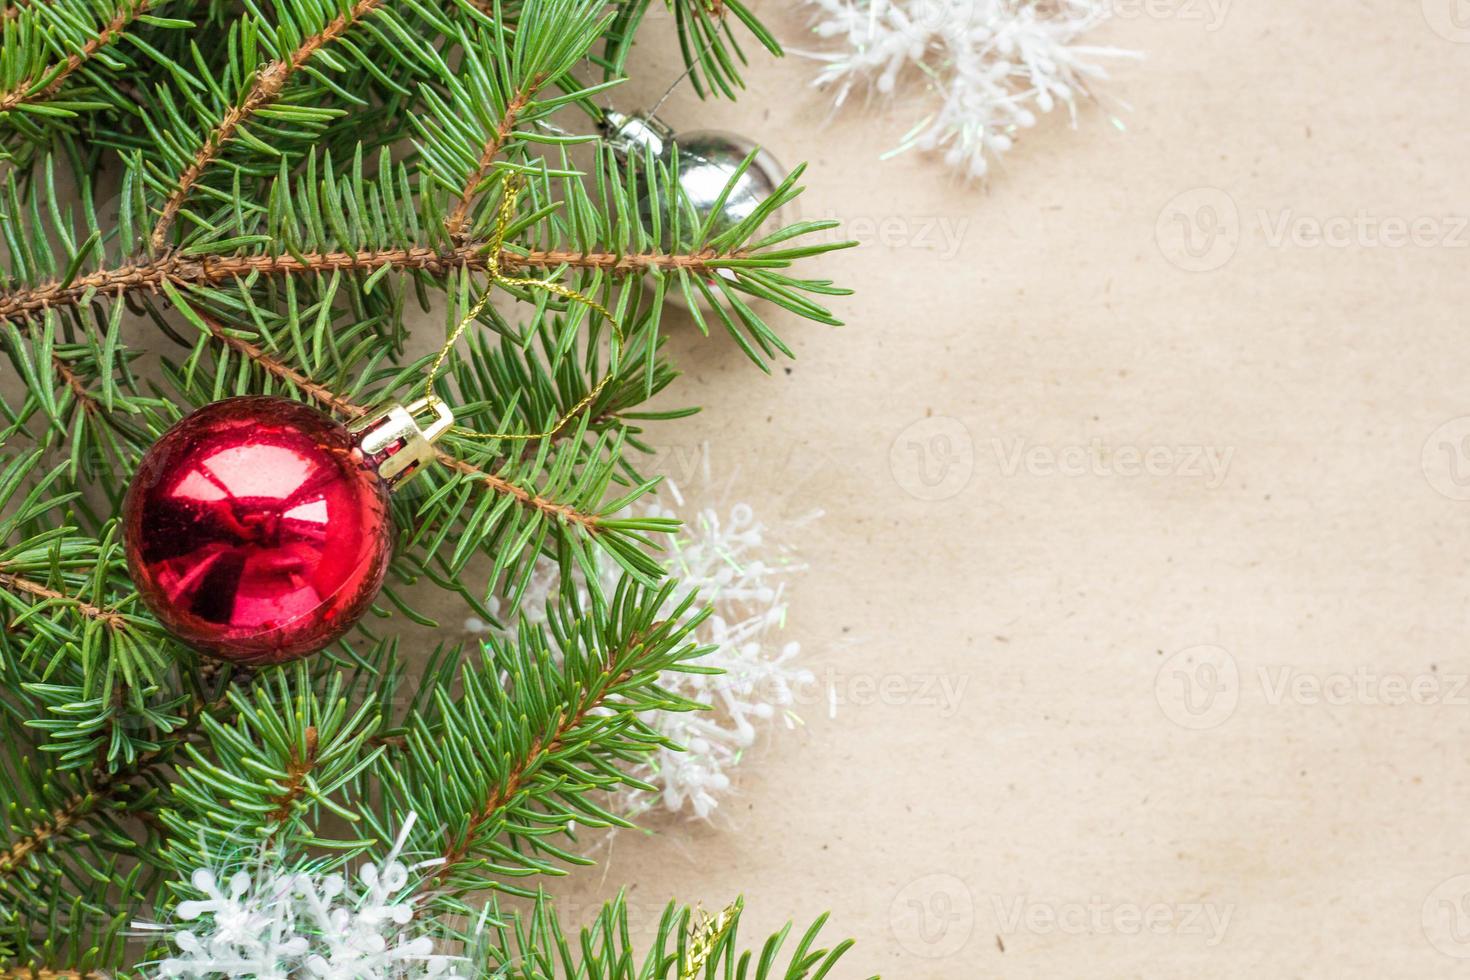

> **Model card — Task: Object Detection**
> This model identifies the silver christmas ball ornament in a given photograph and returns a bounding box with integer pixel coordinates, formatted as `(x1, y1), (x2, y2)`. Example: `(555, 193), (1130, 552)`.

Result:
(603, 110), (788, 304)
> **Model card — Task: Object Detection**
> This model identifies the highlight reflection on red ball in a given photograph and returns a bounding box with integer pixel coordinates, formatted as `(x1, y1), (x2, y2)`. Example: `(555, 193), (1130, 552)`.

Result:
(123, 396), (391, 664)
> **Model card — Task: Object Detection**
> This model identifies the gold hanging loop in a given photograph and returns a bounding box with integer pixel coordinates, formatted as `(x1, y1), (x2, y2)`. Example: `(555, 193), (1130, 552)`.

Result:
(423, 176), (622, 444)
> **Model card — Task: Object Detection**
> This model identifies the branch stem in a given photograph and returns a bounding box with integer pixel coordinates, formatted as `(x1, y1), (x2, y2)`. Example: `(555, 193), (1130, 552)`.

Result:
(0, 0), (151, 113)
(0, 244), (729, 323)
(0, 664), (236, 888)
(149, 0), (386, 249)
(201, 315), (604, 530)
(51, 356), (98, 416)
(0, 570), (127, 629)
(444, 82), (541, 240)
(432, 626), (654, 889)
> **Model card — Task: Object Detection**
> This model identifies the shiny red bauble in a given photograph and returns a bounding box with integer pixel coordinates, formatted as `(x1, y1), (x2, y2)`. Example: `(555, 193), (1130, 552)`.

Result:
(123, 396), (391, 664)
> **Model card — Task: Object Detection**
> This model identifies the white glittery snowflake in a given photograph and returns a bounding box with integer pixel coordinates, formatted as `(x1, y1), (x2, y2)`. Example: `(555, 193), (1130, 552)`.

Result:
(798, 0), (1139, 178)
(136, 815), (465, 979)
(478, 462), (818, 819)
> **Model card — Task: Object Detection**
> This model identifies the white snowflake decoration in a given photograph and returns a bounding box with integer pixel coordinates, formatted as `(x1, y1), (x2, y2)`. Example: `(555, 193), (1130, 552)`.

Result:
(481, 462), (818, 819)
(798, 0), (1139, 178)
(137, 815), (466, 979)
(625, 494), (815, 818)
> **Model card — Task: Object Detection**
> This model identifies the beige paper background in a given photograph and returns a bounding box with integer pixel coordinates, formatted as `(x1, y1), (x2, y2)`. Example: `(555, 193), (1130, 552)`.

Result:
(542, 1), (1470, 976)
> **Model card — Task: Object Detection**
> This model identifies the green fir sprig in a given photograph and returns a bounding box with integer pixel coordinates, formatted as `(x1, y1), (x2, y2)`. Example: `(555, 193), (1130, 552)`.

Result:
(0, 0), (860, 972)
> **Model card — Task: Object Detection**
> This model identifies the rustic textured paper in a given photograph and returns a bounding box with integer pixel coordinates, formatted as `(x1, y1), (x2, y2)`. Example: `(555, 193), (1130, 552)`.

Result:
(544, 2), (1470, 976)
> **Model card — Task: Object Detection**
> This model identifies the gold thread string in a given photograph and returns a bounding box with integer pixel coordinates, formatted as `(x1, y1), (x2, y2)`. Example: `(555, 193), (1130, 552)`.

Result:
(424, 177), (620, 443)
(681, 902), (737, 980)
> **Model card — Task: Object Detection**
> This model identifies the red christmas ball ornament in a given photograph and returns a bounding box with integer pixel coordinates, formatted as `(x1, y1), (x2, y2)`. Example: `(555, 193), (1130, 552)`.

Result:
(123, 395), (449, 664)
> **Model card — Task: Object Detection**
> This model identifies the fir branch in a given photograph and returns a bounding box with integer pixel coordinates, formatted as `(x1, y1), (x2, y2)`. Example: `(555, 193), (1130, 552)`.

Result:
(0, 772), (130, 891)
(0, 791), (90, 878)
(388, 580), (713, 898)
(48, 356), (98, 418)
(199, 313), (610, 532)
(159, 665), (383, 863)
(0, 570), (126, 631)
(341, 587), (704, 899)
(203, 316), (366, 419)
(0, 662), (236, 897)
(430, 644), (645, 885)
(469, 893), (867, 980)
(0, 245), (734, 322)
(444, 83), (537, 241)
(432, 450), (602, 531)
(0, 0), (57, 26)
(148, 0), (387, 249)
(0, 0), (153, 114)
(265, 725), (317, 824)
(0, 0), (855, 966)
(599, 0), (781, 100)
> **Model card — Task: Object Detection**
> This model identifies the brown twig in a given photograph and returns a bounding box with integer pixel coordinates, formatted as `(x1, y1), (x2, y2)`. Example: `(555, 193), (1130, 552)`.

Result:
(0, 665), (235, 976)
(431, 626), (654, 888)
(0, 0), (151, 113)
(0, 792), (90, 877)
(50, 356), (98, 416)
(0, 738), (162, 879)
(266, 725), (318, 823)
(0, 244), (732, 323)
(149, 0), (385, 250)
(200, 314), (605, 531)
(435, 450), (601, 529)
(0, 663), (236, 887)
(207, 319), (366, 419)
(0, 570), (128, 630)
(444, 83), (541, 241)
